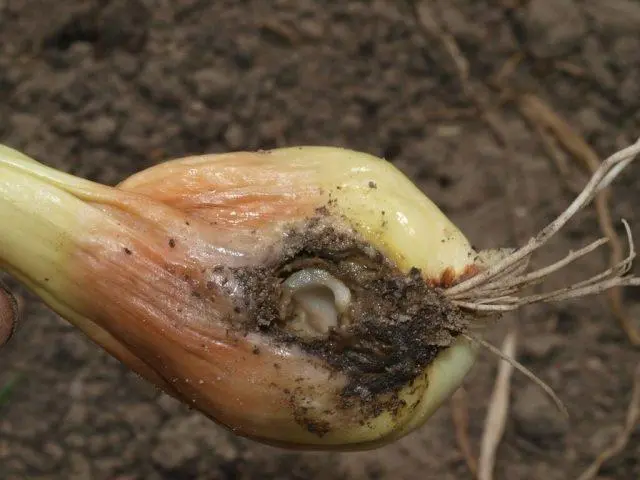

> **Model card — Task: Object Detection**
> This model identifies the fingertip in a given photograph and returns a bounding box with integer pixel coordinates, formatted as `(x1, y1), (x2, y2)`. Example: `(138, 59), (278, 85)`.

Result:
(0, 282), (18, 346)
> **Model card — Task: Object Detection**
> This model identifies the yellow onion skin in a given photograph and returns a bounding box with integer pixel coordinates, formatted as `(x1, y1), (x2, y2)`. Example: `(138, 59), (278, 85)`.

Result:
(0, 145), (480, 450)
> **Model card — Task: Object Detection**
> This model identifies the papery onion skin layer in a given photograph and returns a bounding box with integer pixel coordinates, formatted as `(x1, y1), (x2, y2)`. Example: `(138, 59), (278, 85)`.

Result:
(0, 145), (480, 450)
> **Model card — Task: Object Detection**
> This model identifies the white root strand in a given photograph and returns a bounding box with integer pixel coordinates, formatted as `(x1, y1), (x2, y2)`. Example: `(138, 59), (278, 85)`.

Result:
(464, 333), (567, 417)
(451, 220), (638, 312)
(460, 237), (609, 300)
(444, 139), (640, 316)
(446, 138), (640, 299)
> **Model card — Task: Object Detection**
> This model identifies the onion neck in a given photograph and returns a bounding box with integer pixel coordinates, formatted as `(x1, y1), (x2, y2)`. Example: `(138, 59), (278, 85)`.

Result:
(0, 145), (105, 314)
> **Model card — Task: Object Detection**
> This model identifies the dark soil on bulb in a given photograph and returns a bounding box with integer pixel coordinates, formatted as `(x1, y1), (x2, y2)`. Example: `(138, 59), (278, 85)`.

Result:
(231, 217), (470, 429)
(1, 1), (639, 479)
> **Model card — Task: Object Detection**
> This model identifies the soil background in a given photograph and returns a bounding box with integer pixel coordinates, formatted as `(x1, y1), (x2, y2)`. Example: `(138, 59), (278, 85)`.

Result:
(1, 1), (639, 479)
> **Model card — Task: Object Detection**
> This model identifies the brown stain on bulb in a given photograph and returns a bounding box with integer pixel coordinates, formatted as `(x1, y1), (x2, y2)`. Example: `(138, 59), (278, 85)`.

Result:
(427, 264), (481, 289)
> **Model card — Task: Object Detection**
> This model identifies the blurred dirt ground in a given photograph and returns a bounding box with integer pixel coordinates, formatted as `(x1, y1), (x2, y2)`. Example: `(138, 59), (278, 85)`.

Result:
(0, 1), (639, 479)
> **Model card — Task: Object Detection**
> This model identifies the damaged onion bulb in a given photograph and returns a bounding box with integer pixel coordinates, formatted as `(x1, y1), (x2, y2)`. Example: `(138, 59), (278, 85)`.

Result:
(0, 139), (639, 450)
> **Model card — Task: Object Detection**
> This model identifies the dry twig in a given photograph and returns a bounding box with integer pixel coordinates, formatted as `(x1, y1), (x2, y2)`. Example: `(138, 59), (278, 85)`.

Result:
(533, 122), (586, 193)
(491, 53), (524, 87)
(477, 329), (517, 480)
(450, 388), (478, 477)
(576, 364), (640, 480)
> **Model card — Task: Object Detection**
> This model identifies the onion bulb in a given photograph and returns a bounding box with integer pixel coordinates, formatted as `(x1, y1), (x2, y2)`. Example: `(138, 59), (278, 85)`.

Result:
(0, 140), (638, 450)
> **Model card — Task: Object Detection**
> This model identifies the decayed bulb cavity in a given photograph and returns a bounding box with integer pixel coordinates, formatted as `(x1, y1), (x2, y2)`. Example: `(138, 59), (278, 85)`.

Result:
(0, 144), (481, 450)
